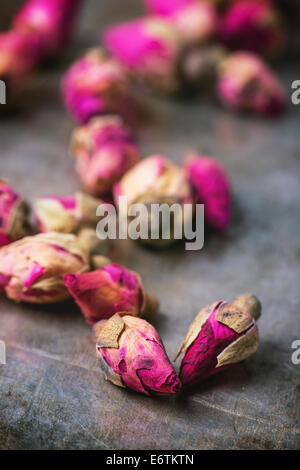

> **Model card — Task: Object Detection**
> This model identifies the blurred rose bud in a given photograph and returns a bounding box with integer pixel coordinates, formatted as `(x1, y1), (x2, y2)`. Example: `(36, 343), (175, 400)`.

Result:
(33, 191), (102, 234)
(144, 0), (195, 16)
(64, 263), (158, 325)
(0, 180), (31, 247)
(184, 155), (231, 231)
(146, 0), (217, 44)
(95, 314), (181, 395)
(103, 17), (183, 93)
(0, 233), (89, 303)
(62, 48), (132, 124)
(216, 52), (286, 115)
(176, 298), (260, 386)
(219, 0), (286, 57)
(114, 155), (194, 248)
(13, 0), (83, 56)
(71, 116), (140, 196)
(232, 293), (262, 321)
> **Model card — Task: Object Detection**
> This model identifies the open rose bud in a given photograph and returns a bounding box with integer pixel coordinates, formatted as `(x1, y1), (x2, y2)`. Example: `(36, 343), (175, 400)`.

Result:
(71, 116), (140, 196)
(0, 233), (89, 303)
(33, 191), (102, 234)
(62, 48), (131, 124)
(103, 17), (182, 93)
(95, 314), (181, 396)
(219, 0), (286, 57)
(0, 180), (31, 247)
(114, 155), (194, 248)
(216, 52), (286, 115)
(63, 263), (158, 325)
(184, 155), (231, 231)
(145, 0), (217, 44)
(176, 298), (260, 386)
(13, 0), (83, 56)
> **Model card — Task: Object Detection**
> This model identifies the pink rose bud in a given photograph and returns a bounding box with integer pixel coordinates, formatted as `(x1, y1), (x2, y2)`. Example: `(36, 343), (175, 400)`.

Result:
(145, 0), (217, 44)
(114, 155), (193, 248)
(13, 0), (83, 56)
(70, 116), (140, 196)
(0, 233), (89, 304)
(184, 155), (231, 231)
(219, 0), (286, 57)
(103, 17), (182, 93)
(176, 298), (260, 386)
(64, 263), (158, 325)
(95, 314), (181, 396)
(216, 52), (286, 115)
(62, 48), (132, 124)
(33, 191), (102, 234)
(0, 180), (31, 247)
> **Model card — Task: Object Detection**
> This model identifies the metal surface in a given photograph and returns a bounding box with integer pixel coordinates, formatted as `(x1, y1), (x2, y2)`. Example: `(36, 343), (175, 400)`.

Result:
(0, 0), (299, 450)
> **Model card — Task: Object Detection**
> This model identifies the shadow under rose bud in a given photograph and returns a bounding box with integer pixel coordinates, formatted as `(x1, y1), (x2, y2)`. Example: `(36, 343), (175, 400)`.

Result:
(63, 263), (158, 325)
(95, 314), (181, 396)
(176, 298), (260, 387)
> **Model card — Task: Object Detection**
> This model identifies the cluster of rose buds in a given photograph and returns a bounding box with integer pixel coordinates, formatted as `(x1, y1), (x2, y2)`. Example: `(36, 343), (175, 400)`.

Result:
(62, 48), (132, 124)
(33, 191), (102, 234)
(64, 263), (158, 325)
(0, 180), (31, 247)
(0, 0), (83, 96)
(70, 116), (140, 196)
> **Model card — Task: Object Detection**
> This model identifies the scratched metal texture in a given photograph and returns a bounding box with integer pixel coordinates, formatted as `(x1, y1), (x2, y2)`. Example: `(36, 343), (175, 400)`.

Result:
(0, 0), (299, 450)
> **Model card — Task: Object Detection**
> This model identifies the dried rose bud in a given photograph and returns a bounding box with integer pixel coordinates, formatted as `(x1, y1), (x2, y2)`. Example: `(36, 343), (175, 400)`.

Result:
(103, 17), (182, 93)
(114, 155), (194, 248)
(33, 191), (102, 234)
(219, 0), (286, 57)
(176, 299), (259, 386)
(0, 233), (89, 304)
(232, 293), (262, 321)
(95, 314), (181, 396)
(63, 263), (158, 325)
(71, 116), (140, 196)
(62, 48), (132, 124)
(184, 155), (231, 231)
(13, 0), (83, 57)
(216, 52), (286, 115)
(145, 0), (217, 44)
(0, 180), (31, 247)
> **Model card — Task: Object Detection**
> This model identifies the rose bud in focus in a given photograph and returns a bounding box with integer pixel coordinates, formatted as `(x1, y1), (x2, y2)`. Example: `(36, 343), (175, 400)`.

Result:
(216, 52), (286, 115)
(0, 180), (31, 247)
(114, 155), (194, 248)
(232, 293), (262, 321)
(63, 263), (158, 325)
(13, 0), (83, 57)
(62, 48), (132, 124)
(176, 298), (260, 386)
(71, 116), (140, 196)
(33, 191), (102, 234)
(95, 314), (181, 396)
(184, 155), (231, 232)
(219, 0), (286, 58)
(0, 233), (89, 303)
(146, 0), (217, 44)
(103, 17), (182, 93)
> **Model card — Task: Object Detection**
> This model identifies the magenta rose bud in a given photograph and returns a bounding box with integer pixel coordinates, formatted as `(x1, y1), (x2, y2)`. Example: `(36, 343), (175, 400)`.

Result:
(62, 48), (131, 124)
(0, 180), (31, 247)
(13, 0), (83, 56)
(144, 0), (195, 16)
(64, 263), (158, 325)
(33, 191), (102, 234)
(95, 314), (181, 396)
(176, 299), (259, 386)
(70, 116), (140, 196)
(216, 52), (286, 115)
(184, 155), (231, 232)
(0, 233), (89, 304)
(103, 17), (182, 93)
(219, 0), (286, 57)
